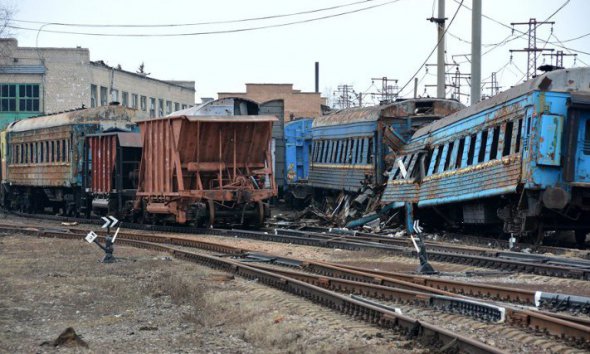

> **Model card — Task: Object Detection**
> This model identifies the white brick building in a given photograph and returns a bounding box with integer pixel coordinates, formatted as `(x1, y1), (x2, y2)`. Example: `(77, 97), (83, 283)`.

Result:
(0, 38), (195, 127)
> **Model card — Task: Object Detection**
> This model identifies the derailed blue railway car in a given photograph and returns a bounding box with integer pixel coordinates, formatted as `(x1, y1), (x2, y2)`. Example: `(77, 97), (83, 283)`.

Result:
(309, 99), (465, 195)
(1, 105), (139, 215)
(383, 67), (590, 243)
(284, 118), (313, 203)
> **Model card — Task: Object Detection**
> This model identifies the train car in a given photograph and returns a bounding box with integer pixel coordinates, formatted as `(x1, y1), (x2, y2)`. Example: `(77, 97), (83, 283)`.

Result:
(383, 67), (590, 243)
(135, 114), (277, 226)
(284, 118), (313, 204)
(309, 99), (465, 194)
(82, 132), (142, 218)
(1, 105), (140, 215)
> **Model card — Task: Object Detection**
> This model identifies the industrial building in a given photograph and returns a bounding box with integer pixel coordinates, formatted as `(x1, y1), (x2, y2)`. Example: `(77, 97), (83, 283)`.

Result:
(0, 38), (195, 128)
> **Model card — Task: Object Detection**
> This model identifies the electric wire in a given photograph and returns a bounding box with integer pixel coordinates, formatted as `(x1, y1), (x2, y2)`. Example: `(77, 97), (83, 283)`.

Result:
(8, 0), (402, 37)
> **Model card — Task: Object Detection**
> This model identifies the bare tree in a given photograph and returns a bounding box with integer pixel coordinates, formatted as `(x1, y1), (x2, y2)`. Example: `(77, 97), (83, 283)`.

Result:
(0, 3), (14, 38)
(136, 62), (150, 76)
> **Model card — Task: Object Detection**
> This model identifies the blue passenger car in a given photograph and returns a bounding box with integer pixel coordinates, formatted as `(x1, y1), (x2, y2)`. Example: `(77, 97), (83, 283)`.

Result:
(309, 99), (465, 194)
(383, 67), (590, 243)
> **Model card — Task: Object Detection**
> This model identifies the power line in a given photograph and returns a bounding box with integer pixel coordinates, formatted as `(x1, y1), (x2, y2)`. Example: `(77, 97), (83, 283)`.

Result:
(11, 0), (388, 28)
(399, 0), (464, 96)
(7, 0), (403, 37)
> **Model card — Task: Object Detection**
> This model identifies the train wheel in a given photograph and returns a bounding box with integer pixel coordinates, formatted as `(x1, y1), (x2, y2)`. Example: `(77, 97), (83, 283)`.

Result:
(208, 200), (216, 226)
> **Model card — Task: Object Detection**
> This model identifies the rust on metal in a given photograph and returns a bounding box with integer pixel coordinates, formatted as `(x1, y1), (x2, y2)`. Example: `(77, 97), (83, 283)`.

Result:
(136, 114), (278, 223)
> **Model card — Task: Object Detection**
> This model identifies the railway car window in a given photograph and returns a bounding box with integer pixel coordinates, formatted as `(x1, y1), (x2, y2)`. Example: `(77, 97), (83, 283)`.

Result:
(349, 139), (356, 164)
(90, 85), (97, 108)
(455, 138), (465, 169)
(333, 141), (340, 163)
(57, 140), (61, 162)
(19, 144), (23, 164)
(326, 140), (334, 163)
(584, 120), (590, 155)
(467, 134), (477, 165)
(62, 140), (66, 162)
(100, 86), (108, 106)
(33, 142), (37, 163)
(40, 142), (44, 163)
(503, 122), (514, 156)
(432, 146), (444, 174)
(515, 119), (523, 153)
(50, 141), (54, 162)
(356, 139), (363, 164)
(489, 126), (499, 161)
(443, 142), (454, 171)
(477, 130), (488, 163)
(45, 141), (49, 162)
(335, 140), (342, 163)
(367, 138), (374, 164)
(424, 149), (433, 174)
(339, 139), (346, 163)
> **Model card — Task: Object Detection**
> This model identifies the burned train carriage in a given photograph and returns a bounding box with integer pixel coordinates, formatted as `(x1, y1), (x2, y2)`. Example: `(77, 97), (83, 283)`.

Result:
(134, 114), (277, 226)
(1, 105), (139, 214)
(308, 99), (465, 196)
(383, 67), (590, 243)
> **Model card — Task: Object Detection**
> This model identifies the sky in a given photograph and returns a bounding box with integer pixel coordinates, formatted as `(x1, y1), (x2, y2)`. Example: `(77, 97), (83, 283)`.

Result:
(4, 0), (590, 106)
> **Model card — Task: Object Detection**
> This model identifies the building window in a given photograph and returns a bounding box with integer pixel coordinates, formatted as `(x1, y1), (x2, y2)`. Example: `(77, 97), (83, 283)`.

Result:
(131, 94), (138, 109)
(100, 86), (108, 106)
(166, 100), (172, 115)
(111, 89), (119, 103)
(140, 96), (147, 111)
(174, 102), (179, 112)
(158, 99), (164, 117)
(182, 104), (187, 110)
(149, 97), (156, 118)
(122, 91), (129, 107)
(90, 85), (97, 108)
(0, 84), (40, 113)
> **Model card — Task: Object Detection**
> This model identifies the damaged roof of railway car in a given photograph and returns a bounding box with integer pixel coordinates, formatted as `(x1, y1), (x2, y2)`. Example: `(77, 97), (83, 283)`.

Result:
(137, 114), (278, 123)
(168, 97), (260, 116)
(414, 67), (590, 138)
(313, 98), (464, 128)
(6, 105), (144, 133)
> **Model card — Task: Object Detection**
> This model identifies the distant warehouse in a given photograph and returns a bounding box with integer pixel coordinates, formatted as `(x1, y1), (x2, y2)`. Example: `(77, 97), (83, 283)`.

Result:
(0, 38), (195, 128)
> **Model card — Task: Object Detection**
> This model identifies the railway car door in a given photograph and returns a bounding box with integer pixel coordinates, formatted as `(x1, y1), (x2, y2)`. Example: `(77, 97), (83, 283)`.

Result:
(565, 93), (590, 183)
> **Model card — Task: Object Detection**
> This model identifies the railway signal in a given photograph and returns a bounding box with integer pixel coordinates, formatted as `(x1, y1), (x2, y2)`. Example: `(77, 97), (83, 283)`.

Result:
(409, 219), (437, 275)
(85, 215), (121, 263)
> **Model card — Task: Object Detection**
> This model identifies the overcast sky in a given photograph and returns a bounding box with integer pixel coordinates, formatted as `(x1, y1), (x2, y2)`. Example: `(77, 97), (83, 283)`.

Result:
(5, 0), (590, 106)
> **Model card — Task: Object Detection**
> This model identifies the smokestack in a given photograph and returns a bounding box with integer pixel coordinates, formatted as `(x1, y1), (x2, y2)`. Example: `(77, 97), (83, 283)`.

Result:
(315, 62), (319, 93)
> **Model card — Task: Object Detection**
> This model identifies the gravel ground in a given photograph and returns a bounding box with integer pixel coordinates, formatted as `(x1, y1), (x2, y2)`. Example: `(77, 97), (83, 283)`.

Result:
(0, 234), (427, 354)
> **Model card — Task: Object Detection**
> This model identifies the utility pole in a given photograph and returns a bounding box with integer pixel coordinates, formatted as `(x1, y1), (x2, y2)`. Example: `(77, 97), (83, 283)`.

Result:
(482, 72), (501, 99)
(428, 0), (446, 98)
(470, 0), (481, 104)
(333, 84), (356, 109)
(449, 67), (471, 102)
(510, 18), (555, 80)
(370, 77), (399, 104)
(542, 50), (577, 69)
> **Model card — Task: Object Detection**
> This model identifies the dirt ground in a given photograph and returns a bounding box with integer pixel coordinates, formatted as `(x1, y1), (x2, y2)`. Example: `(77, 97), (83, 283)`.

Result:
(0, 234), (426, 354)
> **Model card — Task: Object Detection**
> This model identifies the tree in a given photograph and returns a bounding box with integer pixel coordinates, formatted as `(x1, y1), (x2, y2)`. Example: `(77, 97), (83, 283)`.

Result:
(0, 3), (14, 38)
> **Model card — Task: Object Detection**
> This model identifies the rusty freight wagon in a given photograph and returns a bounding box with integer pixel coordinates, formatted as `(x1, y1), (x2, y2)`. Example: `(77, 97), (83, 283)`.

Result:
(135, 114), (277, 226)
(82, 132), (142, 218)
(1, 105), (140, 214)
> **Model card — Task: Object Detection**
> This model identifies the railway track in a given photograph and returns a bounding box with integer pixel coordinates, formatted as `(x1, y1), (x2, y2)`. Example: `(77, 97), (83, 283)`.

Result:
(8, 211), (590, 280)
(5, 222), (590, 350)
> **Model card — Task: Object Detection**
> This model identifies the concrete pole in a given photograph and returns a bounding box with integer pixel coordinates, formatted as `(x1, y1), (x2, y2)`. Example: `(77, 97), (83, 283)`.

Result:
(471, 0), (482, 104)
(436, 0), (446, 98)
(315, 62), (320, 93)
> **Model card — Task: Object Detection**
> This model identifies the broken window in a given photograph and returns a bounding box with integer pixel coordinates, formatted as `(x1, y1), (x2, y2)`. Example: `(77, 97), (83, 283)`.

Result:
(490, 126), (500, 161)
(455, 138), (465, 169)
(432, 145), (443, 174)
(444, 141), (454, 171)
(478, 130), (488, 163)
(503, 121), (513, 156)
(467, 134), (477, 165)
(90, 85), (97, 108)
(515, 119), (523, 153)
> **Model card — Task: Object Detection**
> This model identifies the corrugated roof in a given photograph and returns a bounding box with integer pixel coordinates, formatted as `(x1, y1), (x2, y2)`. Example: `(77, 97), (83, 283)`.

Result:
(313, 98), (464, 128)
(7, 105), (144, 132)
(414, 67), (590, 138)
(168, 97), (259, 116)
(137, 114), (277, 124)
